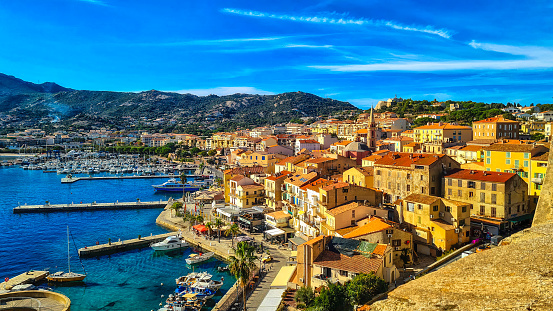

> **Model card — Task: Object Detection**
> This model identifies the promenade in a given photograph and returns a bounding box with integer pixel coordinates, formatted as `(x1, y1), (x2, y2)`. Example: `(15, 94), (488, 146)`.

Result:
(155, 203), (292, 311)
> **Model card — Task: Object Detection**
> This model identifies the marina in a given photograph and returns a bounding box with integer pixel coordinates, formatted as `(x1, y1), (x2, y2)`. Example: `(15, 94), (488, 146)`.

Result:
(60, 174), (182, 183)
(0, 271), (49, 291)
(13, 200), (168, 213)
(78, 232), (177, 258)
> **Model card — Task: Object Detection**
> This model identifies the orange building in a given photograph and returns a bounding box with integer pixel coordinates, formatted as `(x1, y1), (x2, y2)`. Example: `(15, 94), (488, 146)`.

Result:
(472, 116), (519, 140)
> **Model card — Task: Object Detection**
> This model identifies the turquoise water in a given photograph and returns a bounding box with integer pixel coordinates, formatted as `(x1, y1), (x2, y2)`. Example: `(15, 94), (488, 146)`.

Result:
(0, 167), (234, 311)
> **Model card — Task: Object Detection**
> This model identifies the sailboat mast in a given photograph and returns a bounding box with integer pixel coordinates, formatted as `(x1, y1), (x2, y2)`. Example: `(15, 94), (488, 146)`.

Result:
(67, 226), (71, 273)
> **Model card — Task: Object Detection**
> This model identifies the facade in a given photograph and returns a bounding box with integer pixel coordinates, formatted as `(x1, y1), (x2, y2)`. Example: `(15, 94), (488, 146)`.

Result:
(530, 152), (548, 206)
(228, 176), (265, 209)
(238, 151), (284, 174)
(264, 171), (292, 211)
(343, 167), (374, 188)
(472, 116), (520, 140)
(414, 123), (473, 144)
(373, 153), (460, 203)
(295, 139), (321, 155)
(398, 193), (471, 252)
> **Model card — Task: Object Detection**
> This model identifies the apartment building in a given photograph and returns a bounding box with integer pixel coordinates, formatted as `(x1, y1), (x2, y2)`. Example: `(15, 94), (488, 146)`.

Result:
(414, 123), (473, 143)
(264, 171), (292, 211)
(228, 175), (265, 209)
(343, 167), (374, 188)
(472, 116), (520, 140)
(373, 153), (460, 203)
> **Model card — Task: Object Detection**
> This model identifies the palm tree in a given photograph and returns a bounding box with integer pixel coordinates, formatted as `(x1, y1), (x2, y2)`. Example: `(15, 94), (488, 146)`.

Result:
(195, 215), (204, 224)
(225, 223), (241, 247)
(214, 218), (225, 243)
(205, 221), (214, 237)
(180, 172), (187, 200)
(183, 212), (193, 231)
(229, 242), (258, 311)
(171, 201), (183, 217)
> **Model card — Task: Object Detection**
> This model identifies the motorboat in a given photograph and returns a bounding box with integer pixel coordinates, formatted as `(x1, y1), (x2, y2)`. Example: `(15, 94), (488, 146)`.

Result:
(175, 285), (216, 300)
(176, 272), (213, 286)
(195, 277), (224, 291)
(151, 236), (189, 251)
(152, 179), (200, 192)
(185, 252), (214, 265)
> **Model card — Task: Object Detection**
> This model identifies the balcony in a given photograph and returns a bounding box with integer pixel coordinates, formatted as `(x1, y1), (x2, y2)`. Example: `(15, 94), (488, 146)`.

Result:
(532, 177), (544, 184)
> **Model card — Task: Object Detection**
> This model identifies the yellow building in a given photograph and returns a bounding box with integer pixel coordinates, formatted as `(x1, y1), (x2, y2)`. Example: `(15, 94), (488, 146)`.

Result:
(414, 123), (473, 143)
(223, 166), (266, 203)
(238, 151), (285, 174)
(228, 175), (265, 209)
(472, 116), (519, 140)
(398, 193), (471, 252)
(264, 171), (292, 211)
(343, 167), (374, 188)
(530, 151), (548, 206)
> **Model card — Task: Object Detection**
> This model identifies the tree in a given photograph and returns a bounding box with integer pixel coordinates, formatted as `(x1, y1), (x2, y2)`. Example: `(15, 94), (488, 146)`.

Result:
(400, 248), (411, 267)
(228, 242), (258, 311)
(225, 223), (241, 247)
(208, 149), (217, 156)
(171, 201), (183, 217)
(214, 218), (225, 243)
(413, 117), (435, 127)
(180, 172), (187, 200)
(313, 281), (351, 311)
(532, 133), (546, 141)
(345, 273), (388, 306)
(295, 286), (315, 306)
(205, 221), (214, 236)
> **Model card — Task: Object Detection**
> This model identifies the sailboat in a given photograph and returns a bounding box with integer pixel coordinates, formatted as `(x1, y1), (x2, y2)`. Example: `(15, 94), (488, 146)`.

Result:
(47, 227), (87, 282)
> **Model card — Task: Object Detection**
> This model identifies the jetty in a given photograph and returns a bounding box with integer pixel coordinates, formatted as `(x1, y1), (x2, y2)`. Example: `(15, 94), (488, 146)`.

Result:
(78, 232), (176, 258)
(13, 200), (168, 214)
(60, 174), (187, 183)
(0, 271), (49, 291)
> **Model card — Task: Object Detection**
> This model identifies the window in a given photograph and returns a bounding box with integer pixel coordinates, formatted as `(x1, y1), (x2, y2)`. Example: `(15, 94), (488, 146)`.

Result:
(462, 206), (467, 213)
(508, 193), (511, 204)
(524, 160), (529, 167)
(486, 158), (491, 164)
(262, 156), (266, 160)
(506, 159), (511, 165)
(339, 270), (348, 277)
(420, 175), (424, 180)
(417, 204), (422, 210)
(351, 220), (356, 226)
(480, 205), (485, 215)
(459, 219), (465, 226)
(481, 182), (486, 190)
(407, 174), (411, 179)
(492, 183), (497, 191)
(421, 187), (425, 194)
(445, 205), (451, 212)
(491, 194), (497, 204)
(431, 187), (436, 195)
(514, 160), (519, 167)
(480, 192), (486, 203)
(407, 185), (411, 191)
(469, 191), (474, 197)
(392, 239), (401, 247)
(468, 181), (476, 188)
(506, 152), (511, 158)
(524, 153), (529, 159)
(448, 188), (452, 195)
(432, 175), (436, 182)
(486, 151), (491, 157)
(352, 210), (355, 217)
(448, 179), (452, 186)
(458, 189), (462, 196)
(491, 207), (497, 217)
(417, 216), (421, 224)
(433, 205), (439, 211)
(376, 170), (381, 175)
(407, 202), (414, 212)
(458, 180), (463, 187)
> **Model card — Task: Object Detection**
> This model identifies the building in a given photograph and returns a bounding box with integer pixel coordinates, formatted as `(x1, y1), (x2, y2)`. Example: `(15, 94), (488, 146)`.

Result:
(295, 236), (399, 289)
(414, 123), (473, 144)
(472, 116), (520, 140)
(342, 141), (372, 165)
(264, 171), (292, 211)
(398, 193), (471, 253)
(223, 166), (266, 203)
(295, 139), (321, 155)
(373, 153), (460, 203)
(228, 175), (265, 209)
(343, 167), (374, 188)
(238, 151), (285, 174)
(443, 169), (529, 235)
(530, 151), (548, 206)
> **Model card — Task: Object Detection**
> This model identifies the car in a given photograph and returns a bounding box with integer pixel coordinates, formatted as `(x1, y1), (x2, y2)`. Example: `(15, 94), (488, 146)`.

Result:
(262, 255), (273, 263)
(475, 244), (491, 253)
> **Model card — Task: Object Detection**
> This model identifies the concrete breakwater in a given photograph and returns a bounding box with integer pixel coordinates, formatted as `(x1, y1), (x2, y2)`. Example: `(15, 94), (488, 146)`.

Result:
(13, 200), (168, 214)
(78, 232), (176, 258)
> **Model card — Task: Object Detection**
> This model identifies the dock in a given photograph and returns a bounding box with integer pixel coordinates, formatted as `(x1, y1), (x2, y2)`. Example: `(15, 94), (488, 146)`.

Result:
(60, 174), (188, 183)
(78, 232), (176, 258)
(13, 200), (168, 214)
(0, 271), (49, 291)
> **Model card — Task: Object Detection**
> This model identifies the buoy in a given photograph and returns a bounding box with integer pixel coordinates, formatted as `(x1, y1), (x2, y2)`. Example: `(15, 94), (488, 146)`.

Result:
(161, 283), (164, 286)
(4, 277), (8, 282)
(161, 294), (164, 298)
(159, 303), (163, 306)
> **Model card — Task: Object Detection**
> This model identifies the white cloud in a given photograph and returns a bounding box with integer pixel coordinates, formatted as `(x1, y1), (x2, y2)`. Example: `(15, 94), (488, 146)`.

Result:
(221, 8), (452, 39)
(173, 86), (274, 96)
(285, 44), (333, 49)
(309, 41), (553, 72)
(78, 0), (107, 6)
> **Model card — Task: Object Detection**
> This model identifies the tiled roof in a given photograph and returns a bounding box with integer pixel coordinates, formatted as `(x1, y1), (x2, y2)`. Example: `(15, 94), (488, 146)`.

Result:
(532, 152), (549, 161)
(484, 143), (538, 152)
(473, 116), (519, 123)
(230, 175), (246, 182)
(432, 219), (456, 231)
(372, 244), (388, 256)
(322, 182), (350, 191)
(444, 168), (516, 183)
(240, 183), (264, 189)
(301, 178), (331, 191)
(415, 123), (472, 130)
(306, 157), (334, 164)
(285, 172), (319, 187)
(265, 210), (291, 220)
(265, 171), (292, 181)
(335, 226), (359, 236)
(326, 202), (364, 216)
(403, 193), (441, 205)
(224, 166), (265, 176)
(374, 152), (444, 167)
(302, 235), (325, 246)
(343, 218), (392, 238)
(314, 250), (382, 274)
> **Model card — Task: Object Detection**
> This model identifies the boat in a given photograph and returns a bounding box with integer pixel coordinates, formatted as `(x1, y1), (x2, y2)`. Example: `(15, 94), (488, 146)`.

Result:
(47, 227), (87, 283)
(175, 285), (216, 300)
(151, 236), (189, 251)
(159, 293), (205, 311)
(217, 265), (229, 273)
(152, 179), (200, 192)
(176, 272), (213, 286)
(185, 252), (215, 265)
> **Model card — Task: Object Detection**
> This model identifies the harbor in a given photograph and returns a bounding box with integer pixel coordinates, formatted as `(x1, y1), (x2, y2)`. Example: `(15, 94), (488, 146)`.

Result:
(78, 232), (177, 258)
(13, 200), (168, 213)
(60, 174), (181, 183)
(0, 270), (49, 291)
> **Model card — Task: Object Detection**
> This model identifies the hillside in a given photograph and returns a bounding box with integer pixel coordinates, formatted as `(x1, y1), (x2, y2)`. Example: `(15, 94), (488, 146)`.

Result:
(0, 74), (358, 132)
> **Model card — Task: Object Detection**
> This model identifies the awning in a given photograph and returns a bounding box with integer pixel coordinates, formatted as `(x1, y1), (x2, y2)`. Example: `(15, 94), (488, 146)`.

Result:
(270, 266), (296, 288)
(289, 236), (306, 246)
(265, 228), (285, 236)
(217, 208), (241, 217)
(193, 224), (208, 233)
(257, 288), (286, 311)
(508, 213), (534, 224)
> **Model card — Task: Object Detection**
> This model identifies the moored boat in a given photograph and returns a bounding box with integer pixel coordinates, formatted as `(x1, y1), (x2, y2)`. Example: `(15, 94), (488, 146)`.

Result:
(152, 178), (200, 192)
(185, 252), (214, 265)
(151, 236), (189, 251)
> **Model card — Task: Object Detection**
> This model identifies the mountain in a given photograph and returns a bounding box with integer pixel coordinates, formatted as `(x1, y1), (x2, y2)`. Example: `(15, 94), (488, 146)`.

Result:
(0, 73), (358, 131)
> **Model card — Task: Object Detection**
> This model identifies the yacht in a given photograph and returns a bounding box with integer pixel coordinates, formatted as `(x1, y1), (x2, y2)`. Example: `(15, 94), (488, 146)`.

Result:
(151, 236), (189, 251)
(185, 252), (214, 265)
(152, 179), (200, 192)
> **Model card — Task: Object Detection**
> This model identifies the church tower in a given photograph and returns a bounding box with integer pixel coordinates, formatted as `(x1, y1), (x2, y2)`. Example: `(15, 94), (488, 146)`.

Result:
(368, 107), (377, 150)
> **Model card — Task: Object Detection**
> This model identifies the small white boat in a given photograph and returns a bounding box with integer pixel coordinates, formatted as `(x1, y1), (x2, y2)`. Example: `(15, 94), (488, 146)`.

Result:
(185, 252), (215, 265)
(176, 272), (213, 286)
(151, 236), (189, 251)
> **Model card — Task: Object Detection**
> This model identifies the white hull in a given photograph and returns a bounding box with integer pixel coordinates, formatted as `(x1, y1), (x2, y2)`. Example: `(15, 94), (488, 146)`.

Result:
(185, 252), (214, 265)
(151, 236), (189, 251)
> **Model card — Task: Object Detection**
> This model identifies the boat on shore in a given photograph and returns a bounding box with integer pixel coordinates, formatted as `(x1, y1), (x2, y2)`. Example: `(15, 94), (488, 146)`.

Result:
(152, 179), (201, 192)
(151, 236), (189, 251)
(185, 252), (214, 265)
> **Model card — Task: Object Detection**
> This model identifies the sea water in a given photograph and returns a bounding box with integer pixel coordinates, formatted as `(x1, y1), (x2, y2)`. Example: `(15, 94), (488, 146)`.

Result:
(0, 166), (234, 311)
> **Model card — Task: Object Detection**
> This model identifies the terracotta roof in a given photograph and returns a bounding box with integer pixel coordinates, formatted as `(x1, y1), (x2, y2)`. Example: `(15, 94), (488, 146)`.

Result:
(473, 116), (519, 123)
(301, 178), (331, 191)
(230, 175), (246, 182)
(374, 152), (445, 167)
(403, 193), (441, 205)
(326, 202), (365, 217)
(532, 152), (549, 161)
(265, 171), (292, 181)
(314, 250), (382, 274)
(432, 219), (456, 231)
(265, 211), (291, 220)
(335, 226), (360, 236)
(224, 166), (265, 176)
(298, 139), (319, 144)
(322, 182), (350, 191)
(306, 157), (334, 164)
(343, 218), (392, 238)
(484, 143), (539, 152)
(285, 172), (319, 187)
(372, 244), (388, 256)
(240, 183), (264, 189)
(302, 235), (325, 246)
(460, 145), (484, 152)
(444, 168), (516, 183)
(332, 141), (352, 146)
(442, 198), (471, 207)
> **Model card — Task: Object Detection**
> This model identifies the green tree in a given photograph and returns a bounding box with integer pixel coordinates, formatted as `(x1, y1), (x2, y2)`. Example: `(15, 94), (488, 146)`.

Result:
(208, 149), (217, 156)
(413, 117), (435, 127)
(295, 286), (315, 306)
(313, 281), (351, 311)
(345, 273), (388, 306)
(179, 172), (187, 199)
(532, 133), (546, 141)
(182, 211), (193, 231)
(205, 221), (214, 236)
(228, 242), (258, 311)
(225, 223), (241, 247)
(214, 218), (225, 243)
(171, 201), (183, 217)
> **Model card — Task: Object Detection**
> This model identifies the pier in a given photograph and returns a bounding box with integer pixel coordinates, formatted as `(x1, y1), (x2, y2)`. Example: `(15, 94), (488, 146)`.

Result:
(13, 200), (168, 214)
(78, 232), (176, 258)
(60, 174), (189, 183)
(0, 271), (49, 291)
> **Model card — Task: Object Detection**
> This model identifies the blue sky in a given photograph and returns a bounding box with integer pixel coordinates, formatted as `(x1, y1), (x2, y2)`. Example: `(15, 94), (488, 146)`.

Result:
(1, 0), (552, 108)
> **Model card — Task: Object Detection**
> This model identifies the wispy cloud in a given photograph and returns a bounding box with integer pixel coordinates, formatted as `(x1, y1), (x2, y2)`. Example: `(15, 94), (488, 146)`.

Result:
(285, 44), (333, 49)
(78, 0), (108, 6)
(309, 41), (553, 72)
(174, 86), (274, 96)
(221, 8), (452, 39)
